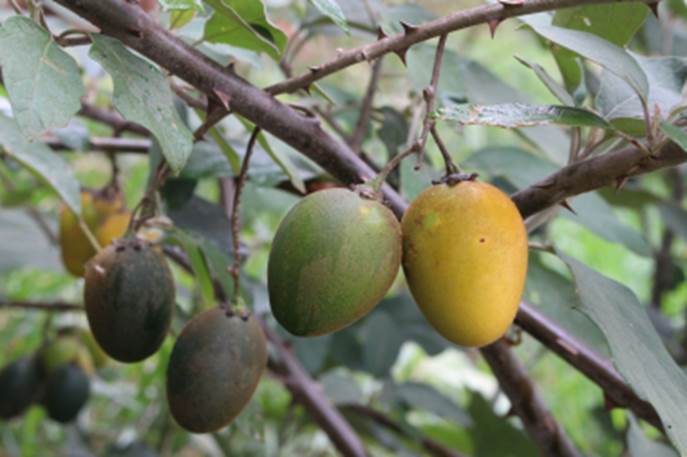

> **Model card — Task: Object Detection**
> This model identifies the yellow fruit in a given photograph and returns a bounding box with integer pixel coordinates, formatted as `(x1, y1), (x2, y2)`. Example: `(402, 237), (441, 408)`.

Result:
(96, 211), (131, 247)
(59, 189), (127, 277)
(401, 181), (528, 347)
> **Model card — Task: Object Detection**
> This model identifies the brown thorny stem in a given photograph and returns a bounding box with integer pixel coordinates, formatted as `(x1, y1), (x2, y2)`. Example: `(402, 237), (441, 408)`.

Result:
(229, 127), (261, 310)
(370, 33), (460, 192)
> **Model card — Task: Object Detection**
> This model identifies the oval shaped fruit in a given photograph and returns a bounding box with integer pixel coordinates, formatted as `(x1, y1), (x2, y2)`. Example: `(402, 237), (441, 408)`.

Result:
(0, 356), (41, 419)
(402, 181), (528, 347)
(59, 189), (128, 277)
(267, 188), (402, 336)
(84, 238), (175, 363)
(96, 211), (131, 247)
(166, 308), (267, 433)
(42, 364), (90, 423)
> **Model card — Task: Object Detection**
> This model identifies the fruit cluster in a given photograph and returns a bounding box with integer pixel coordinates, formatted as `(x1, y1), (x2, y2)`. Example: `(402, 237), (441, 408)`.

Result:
(0, 329), (97, 423)
(268, 178), (528, 348)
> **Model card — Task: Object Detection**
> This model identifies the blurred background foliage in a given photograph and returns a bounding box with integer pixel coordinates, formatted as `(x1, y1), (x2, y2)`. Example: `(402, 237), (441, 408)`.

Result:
(1, 0), (687, 456)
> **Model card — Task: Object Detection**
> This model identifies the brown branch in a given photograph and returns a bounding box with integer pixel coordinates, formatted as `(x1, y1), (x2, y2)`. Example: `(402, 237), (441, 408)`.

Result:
(78, 103), (149, 136)
(266, 0), (656, 95)
(482, 341), (582, 457)
(349, 58), (383, 153)
(342, 404), (467, 457)
(517, 303), (662, 430)
(0, 300), (84, 312)
(45, 136), (151, 153)
(512, 142), (687, 219)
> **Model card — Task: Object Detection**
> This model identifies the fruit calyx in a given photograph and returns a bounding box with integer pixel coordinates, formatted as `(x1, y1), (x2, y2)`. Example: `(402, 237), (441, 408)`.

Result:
(352, 183), (383, 201)
(432, 172), (479, 186)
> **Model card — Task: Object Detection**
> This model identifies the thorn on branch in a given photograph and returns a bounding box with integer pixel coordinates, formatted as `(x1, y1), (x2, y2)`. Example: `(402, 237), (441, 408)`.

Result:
(376, 26), (387, 40)
(649, 2), (660, 18)
(559, 199), (576, 215)
(487, 18), (503, 38)
(400, 21), (419, 35)
(394, 47), (409, 66)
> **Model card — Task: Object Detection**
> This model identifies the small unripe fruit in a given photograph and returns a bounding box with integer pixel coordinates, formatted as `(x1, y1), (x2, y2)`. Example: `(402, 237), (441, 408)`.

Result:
(268, 188), (401, 336)
(42, 364), (90, 423)
(84, 238), (175, 363)
(166, 308), (267, 433)
(0, 357), (41, 419)
(402, 181), (528, 347)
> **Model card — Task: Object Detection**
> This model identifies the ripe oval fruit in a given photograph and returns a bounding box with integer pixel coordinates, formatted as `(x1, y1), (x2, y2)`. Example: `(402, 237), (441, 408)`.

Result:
(59, 190), (129, 276)
(84, 238), (175, 363)
(0, 357), (41, 419)
(267, 188), (402, 336)
(166, 308), (267, 433)
(402, 181), (528, 347)
(42, 364), (90, 423)
(96, 211), (131, 248)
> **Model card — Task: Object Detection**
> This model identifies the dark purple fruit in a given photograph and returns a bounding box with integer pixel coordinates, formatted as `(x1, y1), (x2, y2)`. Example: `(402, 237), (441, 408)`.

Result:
(0, 356), (41, 419)
(166, 308), (267, 433)
(84, 238), (175, 363)
(42, 363), (90, 423)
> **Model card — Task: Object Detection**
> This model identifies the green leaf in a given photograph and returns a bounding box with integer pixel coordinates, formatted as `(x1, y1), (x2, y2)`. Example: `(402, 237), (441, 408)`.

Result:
(159, 0), (203, 10)
(0, 17), (84, 138)
(0, 209), (61, 272)
(165, 228), (216, 310)
(596, 57), (687, 126)
(361, 311), (404, 377)
(308, 0), (348, 32)
(437, 103), (611, 129)
(514, 56), (575, 106)
(660, 122), (687, 152)
(179, 141), (234, 179)
(203, 0), (287, 61)
(89, 35), (193, 173)
(392, 382), (472, 426)
(558, 252), (687, 453)
(524, 20), (649, 101)
(627, 414), (679, 457)
(0, 114), (80, 214)
(320, 371), (362, 405)
(553, 4), (648, 46)
(237, 117), (306, 194)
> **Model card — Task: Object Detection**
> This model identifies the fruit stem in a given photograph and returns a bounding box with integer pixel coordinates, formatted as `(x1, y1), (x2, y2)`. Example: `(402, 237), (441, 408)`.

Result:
(369, 143), (419, 192)
(229, 126), (261, 309)
(128, 162), (169, 235)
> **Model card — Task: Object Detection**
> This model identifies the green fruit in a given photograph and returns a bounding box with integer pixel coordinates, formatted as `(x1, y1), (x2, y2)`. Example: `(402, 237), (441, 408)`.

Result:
(267, 188), (402, 336)
(0, 356), (41, 419)
(42, 364), (90, 423)
(84, 238), (175, 363)
(166, 308), (267, 433)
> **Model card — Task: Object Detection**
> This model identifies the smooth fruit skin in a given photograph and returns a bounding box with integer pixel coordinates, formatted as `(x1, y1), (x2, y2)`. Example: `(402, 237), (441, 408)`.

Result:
(84, 238), (175, 363)
(0, 357), (41, 419)
(402, 181), (528, 348)
(267, 188), (402, 336)
(42, 364), (90, 423)
(166, 308), (267, 433)
(96, 211), (131, 247)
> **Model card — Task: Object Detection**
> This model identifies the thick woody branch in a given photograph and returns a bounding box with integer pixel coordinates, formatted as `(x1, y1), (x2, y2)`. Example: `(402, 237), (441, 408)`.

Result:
(266, 0), (656, 95)
(482, 341), (582, 457)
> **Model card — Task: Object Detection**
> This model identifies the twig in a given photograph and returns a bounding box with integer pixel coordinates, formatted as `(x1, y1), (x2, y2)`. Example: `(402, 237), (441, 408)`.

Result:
(430, 125), (459, 175)
(0, 300), (84, 312)
(342, 404), (468, 457)
(415, 34), (448, 168)
(349, 58), (383, 153)
(45, 136), (151, 153)
(78, 103), (149, 136)
(481, 341), (583, 457)
(229, 127), (260, 306)
(265, 0), (657, 95)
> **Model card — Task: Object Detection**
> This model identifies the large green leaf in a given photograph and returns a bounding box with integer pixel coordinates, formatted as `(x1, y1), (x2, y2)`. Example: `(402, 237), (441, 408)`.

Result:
(0, 114), (80, 214)
(660, 122), (687, 152)
(0, 17), (84, 138)
(514, 56), (575, 106)
(158, 0), (203, 10)
(203, 0), (287, 61)
(0, 209), (61, 272)
(308, 0), (348, 32)
(558, 253), (687, 453)
(389, 382), (472, 426)
(524, 19), (649, 101)
(361, 311), (405, 377)
(595, 57), (687, 126)
(89, 35), (193, 173)
(437, 103), (611, 129)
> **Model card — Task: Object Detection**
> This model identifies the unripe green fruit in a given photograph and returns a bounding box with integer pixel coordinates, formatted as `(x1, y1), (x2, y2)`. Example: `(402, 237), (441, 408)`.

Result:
(166, 308), (267, 433)
(84, 238), (175, 363)
(0, 357), (41, 419)
(42, 364), (90, 423)
(267, 188), (402, 336)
